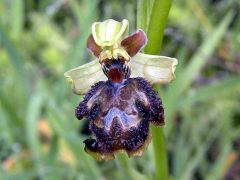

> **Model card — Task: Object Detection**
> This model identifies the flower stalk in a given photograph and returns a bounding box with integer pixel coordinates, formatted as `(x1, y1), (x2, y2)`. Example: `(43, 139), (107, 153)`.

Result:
(144, 0), (173, 54)
(138, 0), (173, 179)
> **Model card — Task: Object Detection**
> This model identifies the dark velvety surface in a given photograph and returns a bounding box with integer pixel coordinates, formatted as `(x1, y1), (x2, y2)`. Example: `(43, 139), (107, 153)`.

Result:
(76, 77), (164, 159)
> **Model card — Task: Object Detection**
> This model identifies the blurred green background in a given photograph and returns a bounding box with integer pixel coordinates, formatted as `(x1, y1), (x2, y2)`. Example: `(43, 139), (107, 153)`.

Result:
(0, 0), (240, 179)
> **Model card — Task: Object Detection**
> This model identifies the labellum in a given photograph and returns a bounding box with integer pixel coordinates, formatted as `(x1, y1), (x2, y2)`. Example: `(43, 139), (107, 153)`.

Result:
(64, 19), (178, 161)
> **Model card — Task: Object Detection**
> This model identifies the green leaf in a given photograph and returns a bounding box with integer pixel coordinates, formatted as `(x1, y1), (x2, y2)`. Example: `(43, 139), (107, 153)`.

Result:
(68, 0), (97, 29)
(26, 93), (45, 178)
(177, 76), (240, 108)
(0, 170), (36, 180)
(0, 24), (29, 96)
(47, 104), (104, 179)
(137, 0), (154, 33)
(11, 0), (24, 38)
(0, 104), (13, 144)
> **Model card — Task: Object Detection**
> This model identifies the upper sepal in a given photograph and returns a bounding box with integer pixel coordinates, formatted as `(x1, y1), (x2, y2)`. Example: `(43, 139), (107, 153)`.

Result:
(92, 19), (129, 47)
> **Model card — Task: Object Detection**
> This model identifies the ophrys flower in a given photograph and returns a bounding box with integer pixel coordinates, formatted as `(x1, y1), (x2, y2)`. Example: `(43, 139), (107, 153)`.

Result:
(64, 19), (178, 161)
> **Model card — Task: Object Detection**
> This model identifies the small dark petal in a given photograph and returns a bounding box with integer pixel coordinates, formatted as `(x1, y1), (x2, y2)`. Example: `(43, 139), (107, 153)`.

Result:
(121, 29), (147, 57)
(87, 34), (102, 57)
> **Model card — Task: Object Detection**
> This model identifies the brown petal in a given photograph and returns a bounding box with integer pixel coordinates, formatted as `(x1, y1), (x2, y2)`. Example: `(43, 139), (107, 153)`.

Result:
(87, 34), (102, 57)
(121, 29), (147, 57)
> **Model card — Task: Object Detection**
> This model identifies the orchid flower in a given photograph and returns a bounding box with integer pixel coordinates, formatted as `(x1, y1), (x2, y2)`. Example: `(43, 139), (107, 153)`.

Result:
(64, 19), (178, 95)
(64, 19), (178, 161)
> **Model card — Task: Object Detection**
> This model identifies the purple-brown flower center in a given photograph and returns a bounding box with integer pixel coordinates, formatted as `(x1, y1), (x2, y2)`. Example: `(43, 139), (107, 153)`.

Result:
(108, 67), (125, 83)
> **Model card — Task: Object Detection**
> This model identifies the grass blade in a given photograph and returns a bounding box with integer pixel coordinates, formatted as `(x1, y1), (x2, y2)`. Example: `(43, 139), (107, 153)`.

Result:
(10, 0), (24, 38)
(26, 92), (45, 178)
(165, 11), (233, 133)
(177, 76), (240, 108)
(0, 24), (29, 95)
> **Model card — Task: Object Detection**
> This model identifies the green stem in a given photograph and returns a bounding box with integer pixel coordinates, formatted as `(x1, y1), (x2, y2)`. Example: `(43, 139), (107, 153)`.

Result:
(116, 153), (147, 180)
(144, 0), (173, 54)
(137, 0), (173, 179)
(151, 126), (169, 180)
(116, 153), (134, 180)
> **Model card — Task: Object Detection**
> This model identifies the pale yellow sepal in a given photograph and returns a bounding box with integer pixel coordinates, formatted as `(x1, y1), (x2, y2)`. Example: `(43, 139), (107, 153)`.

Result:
(92, 19), (129, 47)
(64, 59), (107, 95)
(64, 53), (178, 95)
(129, 53), (178, 84)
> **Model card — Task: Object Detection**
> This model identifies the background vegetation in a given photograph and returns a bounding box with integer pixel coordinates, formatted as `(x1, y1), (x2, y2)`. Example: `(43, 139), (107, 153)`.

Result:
(0, 0), (240, 179)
